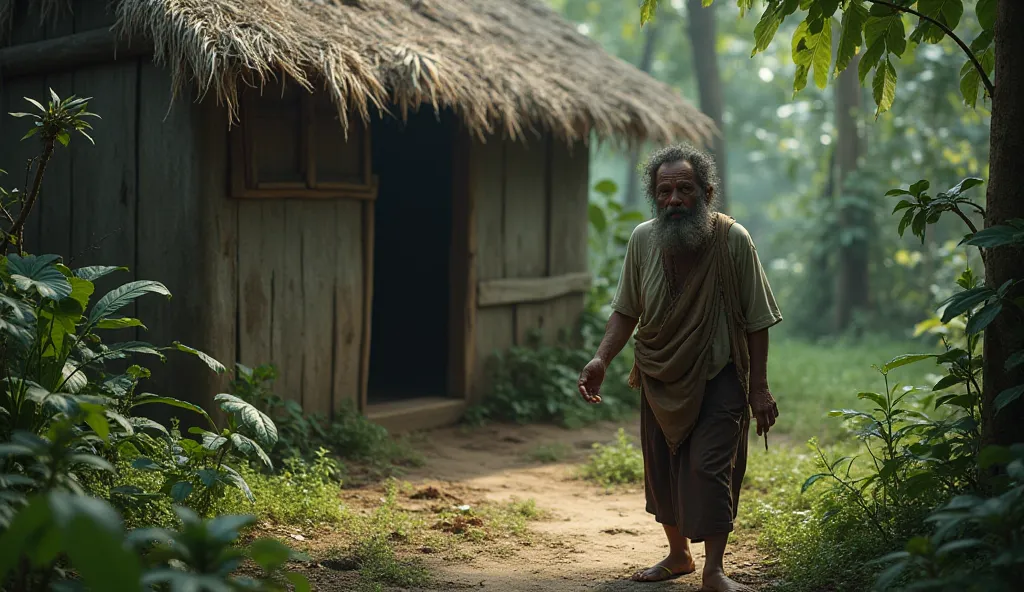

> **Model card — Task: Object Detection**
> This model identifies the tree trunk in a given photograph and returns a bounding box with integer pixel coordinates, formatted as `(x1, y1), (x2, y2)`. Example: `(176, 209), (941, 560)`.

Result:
(624, 22), (661, 209)
(982, 0), (1024, 448)
(833, 56), (870, 334)
(686, 0), (728, 213)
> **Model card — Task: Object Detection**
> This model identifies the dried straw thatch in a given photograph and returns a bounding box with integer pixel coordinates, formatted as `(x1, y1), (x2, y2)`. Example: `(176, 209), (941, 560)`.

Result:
(5, 0), (716, 146)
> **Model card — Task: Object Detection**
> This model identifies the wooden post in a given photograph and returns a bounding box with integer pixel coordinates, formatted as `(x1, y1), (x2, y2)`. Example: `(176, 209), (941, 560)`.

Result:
(448, 126), (476, 400)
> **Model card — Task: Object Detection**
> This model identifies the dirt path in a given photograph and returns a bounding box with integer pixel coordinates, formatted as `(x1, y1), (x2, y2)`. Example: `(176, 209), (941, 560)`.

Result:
(292, 418), (774, 591)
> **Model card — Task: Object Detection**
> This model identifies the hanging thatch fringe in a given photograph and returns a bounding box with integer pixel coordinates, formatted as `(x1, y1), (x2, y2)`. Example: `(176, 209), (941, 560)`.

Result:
(2, 0), (717, 147)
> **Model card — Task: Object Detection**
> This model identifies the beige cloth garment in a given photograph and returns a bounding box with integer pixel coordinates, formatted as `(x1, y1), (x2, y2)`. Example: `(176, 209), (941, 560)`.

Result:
(611, 213), (782, 451)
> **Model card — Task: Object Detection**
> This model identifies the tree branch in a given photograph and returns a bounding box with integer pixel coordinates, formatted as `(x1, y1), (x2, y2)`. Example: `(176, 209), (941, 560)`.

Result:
(864, 0), (995, 98)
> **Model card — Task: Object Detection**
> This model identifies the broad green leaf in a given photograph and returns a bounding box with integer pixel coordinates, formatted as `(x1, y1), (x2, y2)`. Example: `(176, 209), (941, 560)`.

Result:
(6, 254), (72, 300)
(170, 481), (193, 502)
(977, 0), (997, 31)
(801, 473), (828, 493)
(994, 385), (1024, 412)
(791, 17), (833, 92)
(640, 0), (659, 25)
(909, 179), (930, 196)
(206, 513), (257, 545)
(857, 391), (888, 410)
(931, 374), (965, 391)
(249, 538), (292, 571)
(592, 179), (618, 196)
(872, 57), (897, 117)
(945, 177), (985, 198)
(73, 265), (127, 281)
(941, 287), (992, 321)
(965, 225), (1023, 249)
(835, 0), (868, 76)
(865, 14), (906, 57)
(215, 393), (278, 449)
(230, 432), (273, 469)
(96, 317), (146, 330)
(752, 1), (785, 56)
(913, 0), (964, 44)
(882, 353), (936, 373)
(96, 341), (165, 361)
(88, 280), (170, 325)
(56, 493), (142, 592)
(133, 394), (215, 429)
(858, 38), (885, 84)
(965, 302), (1002, 335)
(173, 342), (226, 374)
(588, 203), (607, 233)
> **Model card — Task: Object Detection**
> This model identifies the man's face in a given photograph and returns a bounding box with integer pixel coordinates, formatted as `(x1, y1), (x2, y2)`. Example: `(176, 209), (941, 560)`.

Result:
(650, 159), (715, 254)
(655, 159), (704, 213)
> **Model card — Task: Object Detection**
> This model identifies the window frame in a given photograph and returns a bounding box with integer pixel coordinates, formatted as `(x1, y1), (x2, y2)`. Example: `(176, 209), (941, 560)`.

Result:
(230, 89), (376, 200)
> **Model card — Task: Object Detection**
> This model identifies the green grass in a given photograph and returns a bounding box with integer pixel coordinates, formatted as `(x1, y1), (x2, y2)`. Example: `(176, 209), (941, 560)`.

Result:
(767, 336), (941, 444)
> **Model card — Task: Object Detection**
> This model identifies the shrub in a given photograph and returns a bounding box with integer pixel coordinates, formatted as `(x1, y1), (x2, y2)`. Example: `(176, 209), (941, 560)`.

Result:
(578, 428), (644, 487)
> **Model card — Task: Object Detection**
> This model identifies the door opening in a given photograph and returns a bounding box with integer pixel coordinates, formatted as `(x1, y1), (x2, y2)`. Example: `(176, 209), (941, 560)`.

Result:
(366, 107), (455, 405)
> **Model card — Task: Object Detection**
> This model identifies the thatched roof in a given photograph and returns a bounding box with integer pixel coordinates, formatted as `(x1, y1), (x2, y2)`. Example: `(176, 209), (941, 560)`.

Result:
(8, 0), (717, 146)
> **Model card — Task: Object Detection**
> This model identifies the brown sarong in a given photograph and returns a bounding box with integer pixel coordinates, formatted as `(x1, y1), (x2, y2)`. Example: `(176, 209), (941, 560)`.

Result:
(641, 362), (749, 542)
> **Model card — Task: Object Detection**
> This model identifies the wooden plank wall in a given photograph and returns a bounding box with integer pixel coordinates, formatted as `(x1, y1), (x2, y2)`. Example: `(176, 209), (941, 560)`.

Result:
(0, 2), (233, 426)
(469, 133), (590, 402)
(234, 193), (365, 418)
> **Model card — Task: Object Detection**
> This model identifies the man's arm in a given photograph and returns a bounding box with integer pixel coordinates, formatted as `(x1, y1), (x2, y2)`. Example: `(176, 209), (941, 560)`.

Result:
(747, 328), (770, 392)
(578, 312), (638, 403)
(596, 311), (639, 367)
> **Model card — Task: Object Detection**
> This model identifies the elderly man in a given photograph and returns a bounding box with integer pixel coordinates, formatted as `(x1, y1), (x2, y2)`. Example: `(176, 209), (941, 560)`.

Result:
(577, 144), (782, 591)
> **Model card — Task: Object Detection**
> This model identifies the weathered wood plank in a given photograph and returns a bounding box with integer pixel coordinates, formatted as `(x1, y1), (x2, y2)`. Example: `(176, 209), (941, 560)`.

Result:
(196, 102), (238, 417)
(69, 61), (138, 346)
(300, 201), (337, 417)
(546, 138), (590, 345)
(477, 272), (591, 307)
(136, 62), (213, 422)
(0, 29), (150, 79)
(503, 137), (549, 345)
(470, 138), (513, 402)
(37, 5), (75, 257)
(236, 201), (271, 367)
(358, 199), (375, 413)
(273, 201), (306, 404)
(447, 127), (475, 400)
(332, 199), (363, 414)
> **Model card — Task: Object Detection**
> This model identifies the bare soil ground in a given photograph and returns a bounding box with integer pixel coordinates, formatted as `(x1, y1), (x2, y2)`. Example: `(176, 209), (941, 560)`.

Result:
(285, 419), (774, 591)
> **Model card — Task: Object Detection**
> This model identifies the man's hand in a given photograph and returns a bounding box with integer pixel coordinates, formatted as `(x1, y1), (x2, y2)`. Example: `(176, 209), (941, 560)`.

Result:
(578, 358), (607, 404)
(749, 385), (779, 436)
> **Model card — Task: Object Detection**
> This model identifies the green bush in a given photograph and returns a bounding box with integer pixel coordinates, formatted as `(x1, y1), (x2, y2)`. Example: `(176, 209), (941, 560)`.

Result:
(0, 91), (308, 590)
(578, 428), (644, 487)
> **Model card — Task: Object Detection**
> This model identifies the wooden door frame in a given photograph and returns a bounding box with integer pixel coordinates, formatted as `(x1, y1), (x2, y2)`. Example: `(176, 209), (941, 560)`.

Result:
(447, 126), (476, 401)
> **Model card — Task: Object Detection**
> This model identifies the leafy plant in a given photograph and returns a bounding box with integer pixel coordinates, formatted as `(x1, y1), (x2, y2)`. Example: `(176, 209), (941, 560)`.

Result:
(0, 93), (307, 591)
(587, 178), (646, 317)
(578, 428), (644, 487)
(874, 444), (1024, 592)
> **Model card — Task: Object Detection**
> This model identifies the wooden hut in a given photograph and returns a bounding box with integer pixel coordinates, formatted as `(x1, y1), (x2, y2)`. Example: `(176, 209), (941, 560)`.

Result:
(0, 0), (713, 432)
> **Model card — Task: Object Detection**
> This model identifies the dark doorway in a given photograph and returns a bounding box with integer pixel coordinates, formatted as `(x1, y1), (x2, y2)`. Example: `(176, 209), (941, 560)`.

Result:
(367, 107), (456, 404)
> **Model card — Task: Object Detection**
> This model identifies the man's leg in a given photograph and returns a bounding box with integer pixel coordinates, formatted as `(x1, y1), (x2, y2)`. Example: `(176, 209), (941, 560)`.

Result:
(632, 392), (697, 582)
(631, 525), (696, 582)
(680, 366), (755, 591)
(701, 534), (754, 592)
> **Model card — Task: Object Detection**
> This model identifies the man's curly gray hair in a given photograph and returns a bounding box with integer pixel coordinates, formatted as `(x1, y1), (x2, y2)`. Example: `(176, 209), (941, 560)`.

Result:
(641, 143), (721, 207)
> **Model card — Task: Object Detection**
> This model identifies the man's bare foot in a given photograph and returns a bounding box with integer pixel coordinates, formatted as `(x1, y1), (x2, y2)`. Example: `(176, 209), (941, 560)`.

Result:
(700, 568), (757, 591)
(630, 554), (696, 582)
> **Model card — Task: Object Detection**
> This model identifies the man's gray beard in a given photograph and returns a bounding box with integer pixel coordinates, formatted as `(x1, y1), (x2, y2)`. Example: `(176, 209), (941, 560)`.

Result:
(650, 200), (715, 256)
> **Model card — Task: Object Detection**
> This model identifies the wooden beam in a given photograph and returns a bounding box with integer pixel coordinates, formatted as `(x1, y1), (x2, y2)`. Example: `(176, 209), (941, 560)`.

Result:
(0, 29), (152, 79)
(448, 126), (476, 400)
(477, 272), (591, 307)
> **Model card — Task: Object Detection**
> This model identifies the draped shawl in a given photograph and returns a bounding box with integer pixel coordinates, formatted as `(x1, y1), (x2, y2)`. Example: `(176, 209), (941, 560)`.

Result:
(628, 213), (752, 451)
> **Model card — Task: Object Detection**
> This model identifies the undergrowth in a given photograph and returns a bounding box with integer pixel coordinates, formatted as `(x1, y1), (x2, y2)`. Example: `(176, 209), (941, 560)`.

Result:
(465, 314), (639, 428)
(578, 428), (644, 488)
